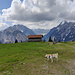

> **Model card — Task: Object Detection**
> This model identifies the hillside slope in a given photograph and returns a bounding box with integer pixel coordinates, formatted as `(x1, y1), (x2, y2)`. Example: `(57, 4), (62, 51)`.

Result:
(0, 25), (35, 43)
(13, 25), (35, 36)
(0, 27), (26, 43)
(0, 42), (75, 75)
(44, 20), (75, 42)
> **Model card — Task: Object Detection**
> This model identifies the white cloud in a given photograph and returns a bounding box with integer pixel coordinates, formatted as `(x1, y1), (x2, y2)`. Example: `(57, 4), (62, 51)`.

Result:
(0, 14), (9, 31)
(1, 0), (75, 29)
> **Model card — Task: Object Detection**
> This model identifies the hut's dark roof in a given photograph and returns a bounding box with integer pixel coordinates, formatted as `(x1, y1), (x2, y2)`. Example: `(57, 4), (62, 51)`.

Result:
(27, 35), (43, 38)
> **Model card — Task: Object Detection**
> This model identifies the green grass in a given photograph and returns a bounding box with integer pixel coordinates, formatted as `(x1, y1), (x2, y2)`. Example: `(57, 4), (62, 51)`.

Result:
(0, 42), (75, 75)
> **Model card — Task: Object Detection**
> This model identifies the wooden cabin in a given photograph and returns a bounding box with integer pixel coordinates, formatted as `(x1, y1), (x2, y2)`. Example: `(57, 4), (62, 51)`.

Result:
(27, 35), (43, 42)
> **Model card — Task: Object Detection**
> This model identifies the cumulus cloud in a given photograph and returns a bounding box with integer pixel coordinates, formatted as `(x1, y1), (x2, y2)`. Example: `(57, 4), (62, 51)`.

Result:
(2, 0), (58, 22)
(0, 14), (9, 31)
(1, 0), (75, 29)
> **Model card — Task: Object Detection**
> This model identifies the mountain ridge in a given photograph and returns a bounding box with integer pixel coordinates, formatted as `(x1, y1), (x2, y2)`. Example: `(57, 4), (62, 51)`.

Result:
(44, 20), (75, 42)
(0, 25), (35, 43)
(0, 21), (75, 43)
(32, 29), (50, 35)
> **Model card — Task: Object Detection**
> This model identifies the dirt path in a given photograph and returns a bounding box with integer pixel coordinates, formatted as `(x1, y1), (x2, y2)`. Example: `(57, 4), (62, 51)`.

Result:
(66, 59), (75, 75)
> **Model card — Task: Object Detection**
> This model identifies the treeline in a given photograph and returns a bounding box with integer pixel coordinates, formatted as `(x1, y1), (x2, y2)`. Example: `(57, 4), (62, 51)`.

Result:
(43, 36), (61, 44)
(0, 39), (23, 44)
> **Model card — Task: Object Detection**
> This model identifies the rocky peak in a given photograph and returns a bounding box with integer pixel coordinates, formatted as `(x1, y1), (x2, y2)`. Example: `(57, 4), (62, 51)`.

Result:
(44, 21), (75, 42)
(60, 20), (68, 25)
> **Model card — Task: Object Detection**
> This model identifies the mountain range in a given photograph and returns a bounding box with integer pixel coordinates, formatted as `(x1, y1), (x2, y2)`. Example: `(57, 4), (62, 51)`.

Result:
(0, 20), (75, 43)
(0, 25), (35, 43)
(44, 20), (75, 42)
(32, 29), (50, 35)
(13, 25), (35, 37)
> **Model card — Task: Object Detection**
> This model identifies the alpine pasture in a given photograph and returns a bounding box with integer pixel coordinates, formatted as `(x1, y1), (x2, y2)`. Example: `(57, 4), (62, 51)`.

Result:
(0, 42), (75, 75)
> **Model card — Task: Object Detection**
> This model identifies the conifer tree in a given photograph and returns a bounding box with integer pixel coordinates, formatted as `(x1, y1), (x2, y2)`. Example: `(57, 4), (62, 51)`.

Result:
(58, 40), (60, 42)
(53, 36), (56, 44)
(15, 39), (18, 43)
(48, 36), (52, 42)
(43, 39), (45, 42)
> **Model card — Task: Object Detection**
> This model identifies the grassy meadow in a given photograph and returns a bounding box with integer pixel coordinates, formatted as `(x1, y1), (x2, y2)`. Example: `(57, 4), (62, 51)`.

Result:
(0, 42), (75, 75)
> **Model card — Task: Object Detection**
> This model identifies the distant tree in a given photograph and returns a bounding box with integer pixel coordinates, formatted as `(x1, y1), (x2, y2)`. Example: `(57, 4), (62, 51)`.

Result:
(53, 36), (56, 44)
(15, 39), (18, 43)
(21, 40), (23, 43)
(54, 37), (56, 41)
(58, 40), (61, 42)
(48, 36), (52, 42)
(43, 39), (45, 42)
(72, 40), (75, 42)
(0, 42), (2, 44)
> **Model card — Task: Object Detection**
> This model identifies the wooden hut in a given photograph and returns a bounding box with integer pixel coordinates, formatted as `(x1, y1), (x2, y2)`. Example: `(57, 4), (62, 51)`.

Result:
(27, 35), (43, 42)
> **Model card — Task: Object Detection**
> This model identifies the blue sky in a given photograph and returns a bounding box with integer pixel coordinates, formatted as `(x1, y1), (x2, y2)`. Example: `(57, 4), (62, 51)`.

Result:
(0, 0), (12, 13)
(0, 0), (23, 14)
(0, 1), (12, 24)
(0, 0), (75, 30)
